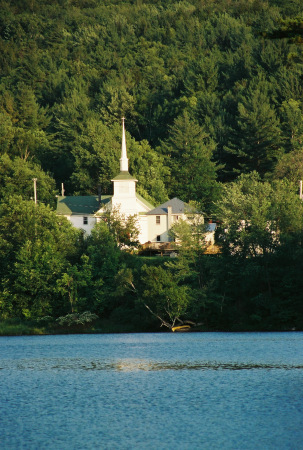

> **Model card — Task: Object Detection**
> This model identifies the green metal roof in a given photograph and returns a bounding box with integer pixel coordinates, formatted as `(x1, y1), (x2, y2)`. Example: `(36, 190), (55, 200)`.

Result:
(111, 171), (138, 181)
(56, 195), (111, 215)
(57, 191), (154, 216)
(136, 193), (155, 210)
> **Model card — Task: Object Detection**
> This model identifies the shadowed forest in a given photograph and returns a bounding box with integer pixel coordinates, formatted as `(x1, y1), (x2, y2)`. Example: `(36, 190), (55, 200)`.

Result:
(1, 0), (303, 333)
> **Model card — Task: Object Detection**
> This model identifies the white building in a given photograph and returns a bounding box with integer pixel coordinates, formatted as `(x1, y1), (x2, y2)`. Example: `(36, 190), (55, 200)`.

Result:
(56, 119), (215, 248)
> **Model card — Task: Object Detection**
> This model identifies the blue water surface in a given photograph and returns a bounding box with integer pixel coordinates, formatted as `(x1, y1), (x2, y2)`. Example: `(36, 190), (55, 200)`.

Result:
(0, 332), (302, 449)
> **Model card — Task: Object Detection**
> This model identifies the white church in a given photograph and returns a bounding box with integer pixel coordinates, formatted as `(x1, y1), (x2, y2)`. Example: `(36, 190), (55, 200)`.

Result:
(56, 119), (216, 249)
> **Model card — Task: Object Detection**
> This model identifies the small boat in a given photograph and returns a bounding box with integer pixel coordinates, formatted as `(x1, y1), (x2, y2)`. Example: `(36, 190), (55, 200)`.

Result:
(171, 325), (191, 332)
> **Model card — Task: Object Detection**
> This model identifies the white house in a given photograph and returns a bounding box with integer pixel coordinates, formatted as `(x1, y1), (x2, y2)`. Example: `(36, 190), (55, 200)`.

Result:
(56, 119), (216, 248)
(146, 197), (195, 243)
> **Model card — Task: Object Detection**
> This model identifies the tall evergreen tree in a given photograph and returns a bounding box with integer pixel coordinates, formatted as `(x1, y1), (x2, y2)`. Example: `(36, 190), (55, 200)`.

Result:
(160, 111), (220, 210)
(225, 75), (282, 176)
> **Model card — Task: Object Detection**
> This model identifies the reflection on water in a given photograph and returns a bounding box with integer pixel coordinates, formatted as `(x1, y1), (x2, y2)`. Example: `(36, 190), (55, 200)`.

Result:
(1, 332), (303, 450)
(1, 357), (303, 372)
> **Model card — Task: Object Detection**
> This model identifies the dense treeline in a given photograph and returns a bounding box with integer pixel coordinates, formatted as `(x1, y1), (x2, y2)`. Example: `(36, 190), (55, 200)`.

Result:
(2, 0), (303, 200)
(1, 0), (303, 332)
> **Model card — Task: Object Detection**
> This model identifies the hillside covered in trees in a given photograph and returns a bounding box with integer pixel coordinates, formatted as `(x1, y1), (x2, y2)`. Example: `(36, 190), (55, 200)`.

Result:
(1, 0), (303, 333)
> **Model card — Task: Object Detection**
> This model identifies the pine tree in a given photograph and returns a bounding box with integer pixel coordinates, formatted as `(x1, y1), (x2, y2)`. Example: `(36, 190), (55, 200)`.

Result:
(225, 74), (282, 176)
(161, 111), (220, 210)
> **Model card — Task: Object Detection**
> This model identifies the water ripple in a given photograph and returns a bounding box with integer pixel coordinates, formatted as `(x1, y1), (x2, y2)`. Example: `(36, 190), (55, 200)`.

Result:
(1, 334), (303, 449)
(1, 358), (303, 372)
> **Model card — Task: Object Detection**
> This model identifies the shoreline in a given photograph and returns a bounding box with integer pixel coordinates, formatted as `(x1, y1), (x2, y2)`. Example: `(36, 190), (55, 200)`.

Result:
(0, 319), (299, 336)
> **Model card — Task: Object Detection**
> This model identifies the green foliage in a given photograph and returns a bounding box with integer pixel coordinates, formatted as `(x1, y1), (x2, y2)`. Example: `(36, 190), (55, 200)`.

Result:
(1, 0), (302, 193)
(160, 112), (220, 209)
(1, 0), (303, 331)
(141, 263), (192, 328)
(170, 206), (210, 256)
(56, 311), (98, 326)
(273, 148), (303, 184)
(279, 99), (303, 152)
(225, 74), (283, 176)
(129, 137), (169, 205)
(11, 239), (67, 318)
(0, 196), (82, 318)
(215, 172), (303, 257)
(0, 154), (57, 206)
(102, 206), (140, 249)
(70, 119), (121, 194)
(57, 254), (96, 313)
(0, 319), (47, 336)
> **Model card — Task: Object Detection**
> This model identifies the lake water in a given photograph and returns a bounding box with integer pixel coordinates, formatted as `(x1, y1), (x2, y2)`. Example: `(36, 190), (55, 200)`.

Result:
(0, 332), (303, 449)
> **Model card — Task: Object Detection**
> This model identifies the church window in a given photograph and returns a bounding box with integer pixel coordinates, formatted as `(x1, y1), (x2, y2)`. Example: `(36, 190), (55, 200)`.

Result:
(156, 215), (160, 224)
(156, 235), (161, 242)
(83, 216), (88, 225)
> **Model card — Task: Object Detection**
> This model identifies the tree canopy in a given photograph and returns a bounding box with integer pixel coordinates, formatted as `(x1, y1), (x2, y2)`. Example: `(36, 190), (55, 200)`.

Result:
(1, 0), (303, 201)
(1, 0), (303, 332)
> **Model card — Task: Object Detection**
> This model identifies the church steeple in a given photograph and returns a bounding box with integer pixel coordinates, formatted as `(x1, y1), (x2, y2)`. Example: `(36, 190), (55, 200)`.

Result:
(120, 117), (129, 172)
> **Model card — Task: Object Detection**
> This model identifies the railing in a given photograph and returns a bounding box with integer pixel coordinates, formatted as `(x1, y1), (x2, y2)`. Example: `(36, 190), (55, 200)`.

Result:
(141, 242), (175, 251)
(141, 241), (221, 255)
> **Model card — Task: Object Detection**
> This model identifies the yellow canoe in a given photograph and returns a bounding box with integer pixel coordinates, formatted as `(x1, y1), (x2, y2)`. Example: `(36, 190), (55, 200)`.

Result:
(171, 325), (191, 332)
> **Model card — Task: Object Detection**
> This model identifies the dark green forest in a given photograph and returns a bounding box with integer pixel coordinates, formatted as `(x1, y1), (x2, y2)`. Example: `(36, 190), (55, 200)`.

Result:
(1, 0), (303, 333)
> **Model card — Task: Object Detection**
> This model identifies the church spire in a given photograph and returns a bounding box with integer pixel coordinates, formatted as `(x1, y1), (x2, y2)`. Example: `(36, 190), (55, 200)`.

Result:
(120, 117), (129, 172)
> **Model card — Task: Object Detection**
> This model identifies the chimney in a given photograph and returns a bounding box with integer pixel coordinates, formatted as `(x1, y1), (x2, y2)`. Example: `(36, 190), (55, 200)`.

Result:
(167, 205), (173, 230)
